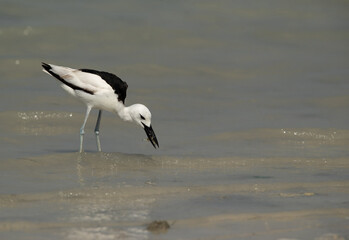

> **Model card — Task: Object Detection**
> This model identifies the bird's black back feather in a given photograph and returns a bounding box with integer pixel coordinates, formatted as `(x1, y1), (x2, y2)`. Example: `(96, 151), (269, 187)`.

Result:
(80, 69), (128, 104)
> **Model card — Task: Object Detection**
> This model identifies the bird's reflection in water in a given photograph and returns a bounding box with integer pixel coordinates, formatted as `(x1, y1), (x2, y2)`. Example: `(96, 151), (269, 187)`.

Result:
(66, 153), (158, 240)
(75, 152), (157, 186)
(66, 226), (149, 240)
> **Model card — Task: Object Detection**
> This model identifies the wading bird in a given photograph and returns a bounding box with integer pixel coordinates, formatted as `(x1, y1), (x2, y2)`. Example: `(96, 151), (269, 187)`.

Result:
(42, 63), (159, 152)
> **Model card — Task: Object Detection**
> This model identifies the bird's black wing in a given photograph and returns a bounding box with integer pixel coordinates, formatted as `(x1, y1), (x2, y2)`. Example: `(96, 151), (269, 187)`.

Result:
(80, 69), (128, 104)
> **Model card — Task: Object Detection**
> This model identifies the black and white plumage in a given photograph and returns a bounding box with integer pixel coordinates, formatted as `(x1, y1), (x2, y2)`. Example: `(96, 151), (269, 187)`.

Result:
(41, 62), (159, 152)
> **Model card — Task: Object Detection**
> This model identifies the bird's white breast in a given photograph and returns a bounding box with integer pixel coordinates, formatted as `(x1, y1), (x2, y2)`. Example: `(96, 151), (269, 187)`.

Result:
(75, 90), (121, 113)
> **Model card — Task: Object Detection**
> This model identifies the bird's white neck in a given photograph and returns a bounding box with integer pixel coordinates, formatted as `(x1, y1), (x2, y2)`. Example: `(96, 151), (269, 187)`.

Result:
(116, 105), (133, 122)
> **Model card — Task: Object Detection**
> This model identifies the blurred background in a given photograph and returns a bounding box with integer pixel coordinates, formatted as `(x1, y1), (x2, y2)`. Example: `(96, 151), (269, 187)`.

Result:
(1, 0), (349, 158)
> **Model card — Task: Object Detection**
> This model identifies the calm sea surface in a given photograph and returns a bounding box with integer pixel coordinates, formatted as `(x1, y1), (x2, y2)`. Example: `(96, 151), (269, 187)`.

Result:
(0, 1), (348, 239)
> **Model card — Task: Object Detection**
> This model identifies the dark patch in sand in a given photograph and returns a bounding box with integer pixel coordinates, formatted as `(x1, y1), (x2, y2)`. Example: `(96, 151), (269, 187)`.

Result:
(146, 220), (170, 233)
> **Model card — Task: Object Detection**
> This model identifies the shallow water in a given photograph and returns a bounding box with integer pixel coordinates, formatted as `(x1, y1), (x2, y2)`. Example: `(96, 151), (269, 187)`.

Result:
(1, 153), (348, 239)
(1, 1), (349, 239)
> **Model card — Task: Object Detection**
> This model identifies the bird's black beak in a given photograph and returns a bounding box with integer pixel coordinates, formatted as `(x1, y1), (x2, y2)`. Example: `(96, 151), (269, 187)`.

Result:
(142, 123), (159, 148)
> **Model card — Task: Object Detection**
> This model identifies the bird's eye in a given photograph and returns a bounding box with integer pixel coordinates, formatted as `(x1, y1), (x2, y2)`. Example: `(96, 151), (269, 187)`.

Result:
(140, 114), (145, 120)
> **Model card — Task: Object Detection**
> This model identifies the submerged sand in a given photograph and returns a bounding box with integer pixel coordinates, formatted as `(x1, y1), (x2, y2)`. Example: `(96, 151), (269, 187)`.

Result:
(0, 153), (348, 239)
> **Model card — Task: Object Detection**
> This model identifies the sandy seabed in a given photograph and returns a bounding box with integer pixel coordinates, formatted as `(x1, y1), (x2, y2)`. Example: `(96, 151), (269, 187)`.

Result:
(0, 153), (348, 240)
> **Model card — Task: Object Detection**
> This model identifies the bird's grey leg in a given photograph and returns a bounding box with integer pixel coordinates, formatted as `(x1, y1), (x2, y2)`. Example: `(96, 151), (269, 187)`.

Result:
(80, 106), (92, 153)
(94, 110), (102, 152)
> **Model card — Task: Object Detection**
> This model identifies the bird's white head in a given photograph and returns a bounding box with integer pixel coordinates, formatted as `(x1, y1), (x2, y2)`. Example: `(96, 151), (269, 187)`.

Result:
(124, 104), (159, 148)
(128, 104), (152, 127)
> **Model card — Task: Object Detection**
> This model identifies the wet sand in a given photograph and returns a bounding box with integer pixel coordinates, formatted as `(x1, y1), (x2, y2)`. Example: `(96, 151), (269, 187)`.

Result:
(1, 152), (348, 239)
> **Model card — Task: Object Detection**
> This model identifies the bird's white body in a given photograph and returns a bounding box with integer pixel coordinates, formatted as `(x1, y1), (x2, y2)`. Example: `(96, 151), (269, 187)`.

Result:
(43, 65), (124, 113)
(42, 63), (159, 152)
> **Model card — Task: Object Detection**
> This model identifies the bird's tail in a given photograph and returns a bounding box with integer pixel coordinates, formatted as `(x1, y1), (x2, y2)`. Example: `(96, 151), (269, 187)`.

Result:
(42, 62), (52, 74)
(42, 62), (76, 76)
(41, 62), (94, 95)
